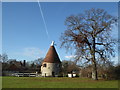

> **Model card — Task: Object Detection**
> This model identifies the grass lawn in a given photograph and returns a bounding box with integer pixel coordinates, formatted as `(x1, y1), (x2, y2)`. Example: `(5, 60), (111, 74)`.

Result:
(2, 77), (118, 88)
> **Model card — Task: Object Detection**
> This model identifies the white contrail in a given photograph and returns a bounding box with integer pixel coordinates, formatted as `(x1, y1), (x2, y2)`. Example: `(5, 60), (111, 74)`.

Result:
(37, 0), (49, 39)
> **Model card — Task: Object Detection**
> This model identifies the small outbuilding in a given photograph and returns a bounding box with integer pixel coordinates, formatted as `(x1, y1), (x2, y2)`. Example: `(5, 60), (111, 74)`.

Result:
(68, 71), (77, 78)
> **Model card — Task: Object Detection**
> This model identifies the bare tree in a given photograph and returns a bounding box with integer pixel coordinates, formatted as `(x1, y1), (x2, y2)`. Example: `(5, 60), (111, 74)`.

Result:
(34, 58), (43, 66)
(60, 8), (117, 80)
(1, 53), (8, 63)
(62, 60), (80, 76)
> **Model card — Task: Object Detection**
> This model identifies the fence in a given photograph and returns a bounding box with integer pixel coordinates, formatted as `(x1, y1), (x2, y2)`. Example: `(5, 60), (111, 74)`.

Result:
(12, 73), (41, 77)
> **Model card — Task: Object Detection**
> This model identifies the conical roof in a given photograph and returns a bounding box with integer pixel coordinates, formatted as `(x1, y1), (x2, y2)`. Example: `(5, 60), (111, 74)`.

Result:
(43, 41), (61, 63)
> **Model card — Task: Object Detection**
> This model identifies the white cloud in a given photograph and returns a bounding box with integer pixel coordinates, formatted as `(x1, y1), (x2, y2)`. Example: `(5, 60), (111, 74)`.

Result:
(65, 55), (77, 59)
(23, 47), (43, 58)
(14, 47), (44, 59)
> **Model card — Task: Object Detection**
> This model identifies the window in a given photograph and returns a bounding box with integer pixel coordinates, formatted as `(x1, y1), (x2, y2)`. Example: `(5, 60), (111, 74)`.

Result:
(43, 64), (46, 67)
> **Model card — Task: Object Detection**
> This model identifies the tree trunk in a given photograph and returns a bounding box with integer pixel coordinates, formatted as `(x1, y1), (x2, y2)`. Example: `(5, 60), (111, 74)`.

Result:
(92, 62), (98, 80)
(92, 37), (98, 80)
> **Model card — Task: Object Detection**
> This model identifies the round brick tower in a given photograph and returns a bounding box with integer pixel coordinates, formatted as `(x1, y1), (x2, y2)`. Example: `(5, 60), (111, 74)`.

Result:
(41, 41), (61, 77)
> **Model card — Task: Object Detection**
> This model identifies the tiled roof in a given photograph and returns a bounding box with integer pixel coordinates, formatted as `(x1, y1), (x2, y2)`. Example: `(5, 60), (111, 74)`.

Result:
(43, 45), (61, 63)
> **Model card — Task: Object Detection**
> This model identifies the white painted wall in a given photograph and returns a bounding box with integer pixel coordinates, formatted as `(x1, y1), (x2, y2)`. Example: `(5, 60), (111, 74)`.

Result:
(68, 74), (76, 77)
(73, 74), (76, 77)
(68, 74), (72, 77)
(41, 62), (61, 77)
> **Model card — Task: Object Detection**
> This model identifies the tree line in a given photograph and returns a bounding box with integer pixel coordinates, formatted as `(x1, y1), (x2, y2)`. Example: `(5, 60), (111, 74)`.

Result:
(0, 53), (43, 75)
(0, 53), (119, 79)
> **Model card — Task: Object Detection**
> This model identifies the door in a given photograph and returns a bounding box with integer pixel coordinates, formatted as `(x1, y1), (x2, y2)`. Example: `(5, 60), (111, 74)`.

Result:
(52, 72), (55, 77)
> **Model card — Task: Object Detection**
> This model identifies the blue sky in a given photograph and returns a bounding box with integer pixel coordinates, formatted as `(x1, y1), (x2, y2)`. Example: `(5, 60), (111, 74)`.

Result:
(2, 2), (118, 63)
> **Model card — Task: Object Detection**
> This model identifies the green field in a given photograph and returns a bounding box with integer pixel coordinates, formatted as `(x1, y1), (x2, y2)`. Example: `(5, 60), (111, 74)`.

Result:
(2, 77), (118, 88)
